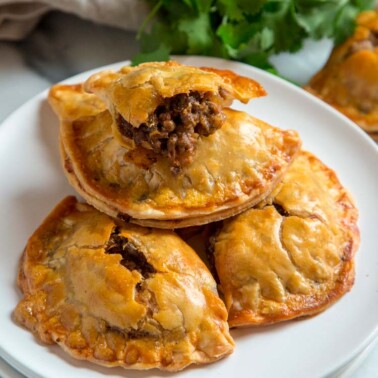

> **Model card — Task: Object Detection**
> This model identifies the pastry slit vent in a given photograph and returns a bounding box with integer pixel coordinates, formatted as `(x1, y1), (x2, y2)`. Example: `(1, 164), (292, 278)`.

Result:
(272, 203), (289, 217)
(106, 227), (156, 278)
(116, 89), (230, 172)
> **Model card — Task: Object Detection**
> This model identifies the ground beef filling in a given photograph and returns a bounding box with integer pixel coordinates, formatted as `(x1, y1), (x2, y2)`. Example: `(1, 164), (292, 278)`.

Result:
(106, 227), (156, 278)
(116, 90), (227, 172)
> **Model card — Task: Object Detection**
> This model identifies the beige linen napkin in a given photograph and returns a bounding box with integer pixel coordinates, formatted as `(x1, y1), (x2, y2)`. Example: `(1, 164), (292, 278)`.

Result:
(0, 0), (149, 40)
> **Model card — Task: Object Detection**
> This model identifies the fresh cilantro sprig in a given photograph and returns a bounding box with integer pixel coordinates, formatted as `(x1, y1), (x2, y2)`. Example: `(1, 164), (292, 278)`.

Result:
(132, 0), (374, 71)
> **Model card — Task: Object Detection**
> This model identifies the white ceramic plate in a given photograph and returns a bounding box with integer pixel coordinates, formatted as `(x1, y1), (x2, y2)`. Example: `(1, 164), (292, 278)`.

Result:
(0, 57), (377, 378)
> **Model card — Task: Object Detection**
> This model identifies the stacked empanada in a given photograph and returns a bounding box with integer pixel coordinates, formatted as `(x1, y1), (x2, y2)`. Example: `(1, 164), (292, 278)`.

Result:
(14, 61), (359, 372)
(49, 62), (301, 228)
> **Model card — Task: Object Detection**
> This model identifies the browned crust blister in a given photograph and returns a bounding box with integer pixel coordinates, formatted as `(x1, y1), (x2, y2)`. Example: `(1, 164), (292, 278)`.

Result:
(212, 151), (359, 327)
(14, 196), (234, 371)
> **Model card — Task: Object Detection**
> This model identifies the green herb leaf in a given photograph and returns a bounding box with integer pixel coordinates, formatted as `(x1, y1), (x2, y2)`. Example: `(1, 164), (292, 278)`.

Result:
(216, 0), (244, 21)
(134, 0), (375, 76)
(178, 13), (214, 54)
(333, 4), (360, 44)
(234, 0), (266, 16)
(131, 44), (171, 66)
(260, 1), (306, 53)
(140, 22), (187, 53)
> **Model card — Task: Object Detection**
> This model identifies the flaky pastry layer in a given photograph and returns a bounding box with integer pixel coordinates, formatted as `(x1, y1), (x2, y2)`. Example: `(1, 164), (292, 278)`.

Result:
(84, 61), (268, 168)
(84, 61), (266, 128)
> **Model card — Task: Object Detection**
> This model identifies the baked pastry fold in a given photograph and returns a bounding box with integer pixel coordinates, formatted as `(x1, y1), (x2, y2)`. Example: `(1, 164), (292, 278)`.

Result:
(84, 61), (267, 169)
(14, 196), (234, 371)
(305, 10), (378, 134)
(49, 83), (301, 229)
(210, 151), (359, 327)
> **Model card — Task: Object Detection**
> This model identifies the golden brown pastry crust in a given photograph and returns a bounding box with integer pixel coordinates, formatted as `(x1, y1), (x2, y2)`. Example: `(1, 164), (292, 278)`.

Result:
(305, 11), (378, 133)
(49, 84), (301, 229)
(84, 61), (268, 168)
(84, 61), (266, 128)
(14, 196), (234, 371)
(212, 151), (359, 327)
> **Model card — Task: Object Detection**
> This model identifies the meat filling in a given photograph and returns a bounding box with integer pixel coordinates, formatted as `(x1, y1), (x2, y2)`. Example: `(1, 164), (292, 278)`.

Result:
(106, 227), (156, 278)
(117, 90), (228, 172)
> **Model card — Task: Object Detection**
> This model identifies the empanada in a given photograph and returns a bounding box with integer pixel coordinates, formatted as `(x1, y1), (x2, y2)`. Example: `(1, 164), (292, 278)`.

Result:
(305, 11), (378, 134)
(84, 61), (266, 170)
(14, 196), (234, 371)
(210, 151), (359, 327)
(49, 84), (301, 229)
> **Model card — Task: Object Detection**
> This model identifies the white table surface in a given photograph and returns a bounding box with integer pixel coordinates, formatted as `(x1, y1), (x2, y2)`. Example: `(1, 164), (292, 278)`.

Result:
(0, 10), (377, 378)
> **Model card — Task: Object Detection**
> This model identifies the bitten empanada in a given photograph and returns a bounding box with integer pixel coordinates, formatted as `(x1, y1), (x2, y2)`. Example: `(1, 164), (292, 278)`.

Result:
(14, 196), (234, 371)
(49, 84), (301, 229)
(84, 61), (266, 169)
(210, 151), (359, 327)
(305, 11), (378, 135)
